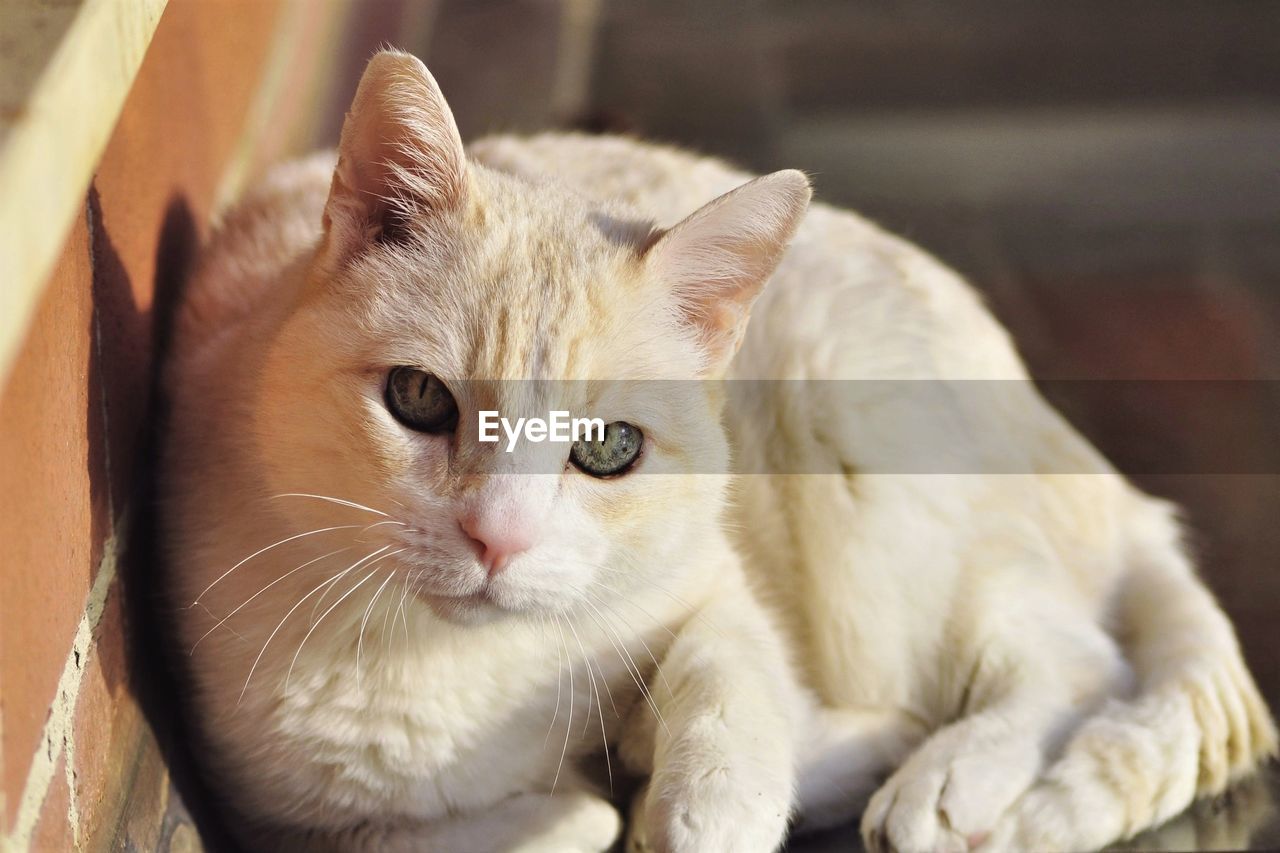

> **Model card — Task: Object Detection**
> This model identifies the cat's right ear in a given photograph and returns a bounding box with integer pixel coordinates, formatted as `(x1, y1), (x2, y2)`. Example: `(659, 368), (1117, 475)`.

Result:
(320, 50), (467, 265)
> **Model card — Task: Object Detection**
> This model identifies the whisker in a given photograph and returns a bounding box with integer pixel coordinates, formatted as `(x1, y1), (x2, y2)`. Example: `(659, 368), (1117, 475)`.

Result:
(589, 651), (619, 720)
(578, 598), (669, 736)
(587, 588), (675, 701)
(190, 545), (355, 654)
(356, 566), (400, 690)
(193, 524), (364, 605)
(544, 615), (566, 751)
(382, 570), (406, 656)
(565, 617), (612, 795)
(311, 541), (399, 624)
(285, 547), (399, 693)
(237, 554), (373, 706)
(588, 583), (679, 641)
(396, 573), (414, 651)
(586, 561), (723, 639)
(360, 519), (407, 532)
(565, 619), (598, 739)
(272, 493), (391, 517)
(194, 601), (248, 644)
(552, 612), (575, 796)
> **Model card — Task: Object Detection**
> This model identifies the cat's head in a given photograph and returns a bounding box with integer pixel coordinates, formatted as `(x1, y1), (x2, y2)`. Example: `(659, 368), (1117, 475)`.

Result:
(252, 51), (808, 623)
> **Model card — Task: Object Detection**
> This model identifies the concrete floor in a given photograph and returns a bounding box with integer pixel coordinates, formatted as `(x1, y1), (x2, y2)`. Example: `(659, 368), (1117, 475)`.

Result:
(794, 768), (1280, 851)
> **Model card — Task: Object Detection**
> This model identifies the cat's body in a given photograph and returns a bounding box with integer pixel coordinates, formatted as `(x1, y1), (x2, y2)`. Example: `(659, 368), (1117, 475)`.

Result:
(424, 132), (1280, 849)
(162, 52), (1274, 853)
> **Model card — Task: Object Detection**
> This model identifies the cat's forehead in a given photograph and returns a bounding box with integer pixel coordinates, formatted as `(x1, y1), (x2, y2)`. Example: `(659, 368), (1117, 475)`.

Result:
(461, 176), (660, 379)
(469, 169), (650, 266)
(353, 171), (689, 381)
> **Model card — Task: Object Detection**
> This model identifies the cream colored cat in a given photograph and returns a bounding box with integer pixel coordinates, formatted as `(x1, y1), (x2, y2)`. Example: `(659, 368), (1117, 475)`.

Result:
(161, 50), (1274, 852)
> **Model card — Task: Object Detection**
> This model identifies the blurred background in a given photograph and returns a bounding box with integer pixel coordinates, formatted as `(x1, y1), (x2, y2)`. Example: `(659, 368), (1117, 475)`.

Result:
(1, 1), (1278, 850)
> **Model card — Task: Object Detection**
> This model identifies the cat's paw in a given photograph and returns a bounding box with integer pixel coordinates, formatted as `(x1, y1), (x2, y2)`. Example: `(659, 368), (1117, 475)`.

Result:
(861, 735), (1039, 853)
(630, 748), (792, 853)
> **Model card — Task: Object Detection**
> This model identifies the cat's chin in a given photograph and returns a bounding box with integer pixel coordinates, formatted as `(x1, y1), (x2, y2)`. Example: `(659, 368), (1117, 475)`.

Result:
(416, 588), (510, 626)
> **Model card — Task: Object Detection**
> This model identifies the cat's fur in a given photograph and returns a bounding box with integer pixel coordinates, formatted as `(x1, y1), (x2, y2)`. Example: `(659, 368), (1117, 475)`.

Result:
(161, 51), (1275, 852)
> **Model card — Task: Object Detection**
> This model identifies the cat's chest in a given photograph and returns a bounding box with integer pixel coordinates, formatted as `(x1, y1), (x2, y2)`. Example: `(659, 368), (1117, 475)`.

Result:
(272, 611), (661, 817)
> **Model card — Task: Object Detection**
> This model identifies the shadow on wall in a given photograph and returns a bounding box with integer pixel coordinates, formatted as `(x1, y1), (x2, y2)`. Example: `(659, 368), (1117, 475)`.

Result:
(89, 187), (244, 851)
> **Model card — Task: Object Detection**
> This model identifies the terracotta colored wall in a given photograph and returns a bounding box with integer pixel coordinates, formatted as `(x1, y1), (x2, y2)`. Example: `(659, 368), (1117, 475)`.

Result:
(0, 1), (458, 845)
(0, 1), (340, 847)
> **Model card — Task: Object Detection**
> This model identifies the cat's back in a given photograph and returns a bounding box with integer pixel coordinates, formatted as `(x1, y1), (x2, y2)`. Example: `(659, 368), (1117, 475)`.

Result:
(174, 152), (334, 360)
(471, 132), (752, 226)
(470, 132), (1025, 383)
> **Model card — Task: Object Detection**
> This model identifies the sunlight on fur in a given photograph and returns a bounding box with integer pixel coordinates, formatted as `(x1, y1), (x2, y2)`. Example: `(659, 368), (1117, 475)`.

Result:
(159, 50), (1276, 852)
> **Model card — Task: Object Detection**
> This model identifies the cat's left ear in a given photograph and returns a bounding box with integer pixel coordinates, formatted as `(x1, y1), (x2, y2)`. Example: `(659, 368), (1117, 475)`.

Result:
(321, 50), (467, 263)
(645, 170), (811, 374)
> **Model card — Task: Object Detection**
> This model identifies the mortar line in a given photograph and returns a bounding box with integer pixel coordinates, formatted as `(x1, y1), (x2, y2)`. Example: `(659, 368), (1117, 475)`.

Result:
(1, 515), (126, 853)
(87, 189), (117, 528)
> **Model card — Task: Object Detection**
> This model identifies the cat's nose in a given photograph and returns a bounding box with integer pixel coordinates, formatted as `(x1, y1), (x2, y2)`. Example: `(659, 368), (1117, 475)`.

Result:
(459, 513), (536, 577)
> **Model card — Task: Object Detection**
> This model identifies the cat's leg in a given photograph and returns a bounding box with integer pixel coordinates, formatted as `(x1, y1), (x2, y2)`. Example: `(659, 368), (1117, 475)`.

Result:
(255, 789), (621, 853)
(618, 575), (801, 853)
(985, 501), (1277, 852)
(860, 622), (1126, 853)
(988, 681), (1267, 853)
(861, 699), (1068, 853)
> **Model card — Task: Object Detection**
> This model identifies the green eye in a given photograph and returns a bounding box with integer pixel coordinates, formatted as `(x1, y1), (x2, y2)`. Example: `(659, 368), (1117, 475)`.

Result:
(570, 421), (643, 477)
(385, 367), (459, 433)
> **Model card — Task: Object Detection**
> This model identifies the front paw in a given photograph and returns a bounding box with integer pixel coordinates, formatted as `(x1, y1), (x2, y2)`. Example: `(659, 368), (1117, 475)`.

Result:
(861, 737), (1038, 853)
(628, 753), (791, 853)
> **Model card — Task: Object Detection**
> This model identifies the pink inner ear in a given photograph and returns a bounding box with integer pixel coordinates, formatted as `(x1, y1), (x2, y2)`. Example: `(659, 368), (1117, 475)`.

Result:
(646, 170), (811, 371)
(323, 51), (467, 258)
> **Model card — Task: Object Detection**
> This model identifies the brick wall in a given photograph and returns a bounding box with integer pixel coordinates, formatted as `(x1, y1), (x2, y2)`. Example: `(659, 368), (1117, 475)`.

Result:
(0, 1), (398, 848)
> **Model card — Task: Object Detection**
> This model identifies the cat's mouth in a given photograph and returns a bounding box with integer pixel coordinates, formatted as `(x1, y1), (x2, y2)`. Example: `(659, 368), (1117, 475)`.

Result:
(414, 585), (506, 624)
(392, 540), (502, 616)
(394, 544), (560, 623)
(414, 575), (567, 625)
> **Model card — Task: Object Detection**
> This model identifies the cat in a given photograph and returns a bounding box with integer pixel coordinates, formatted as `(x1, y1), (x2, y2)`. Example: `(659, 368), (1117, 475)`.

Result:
(160, 49), (1275, 853)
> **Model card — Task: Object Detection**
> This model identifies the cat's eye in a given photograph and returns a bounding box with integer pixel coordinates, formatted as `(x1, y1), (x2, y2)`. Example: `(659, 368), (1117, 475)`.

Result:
(570, 422), (643, 478)
(385, 367), (459, 434)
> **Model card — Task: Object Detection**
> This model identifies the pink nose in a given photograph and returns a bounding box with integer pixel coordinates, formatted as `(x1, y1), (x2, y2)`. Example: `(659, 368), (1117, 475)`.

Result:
(459, 514), (536, 577)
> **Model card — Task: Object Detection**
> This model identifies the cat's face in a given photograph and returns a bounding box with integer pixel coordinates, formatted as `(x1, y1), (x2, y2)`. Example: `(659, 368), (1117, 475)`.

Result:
(251, 51), (808, 624)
